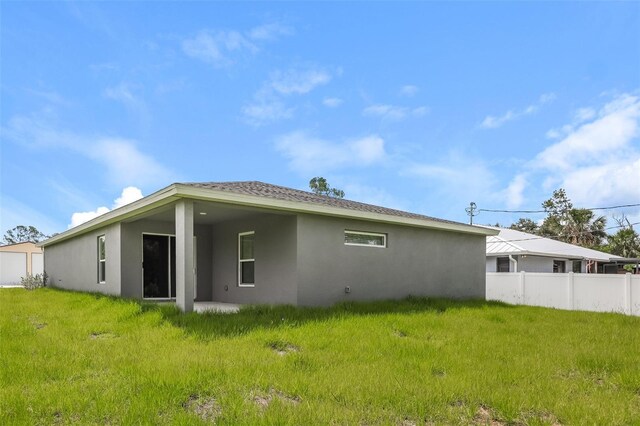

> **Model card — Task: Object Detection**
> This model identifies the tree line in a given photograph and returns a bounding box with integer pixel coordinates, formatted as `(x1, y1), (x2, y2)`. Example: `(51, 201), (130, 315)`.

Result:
(508, 189), (639, 258)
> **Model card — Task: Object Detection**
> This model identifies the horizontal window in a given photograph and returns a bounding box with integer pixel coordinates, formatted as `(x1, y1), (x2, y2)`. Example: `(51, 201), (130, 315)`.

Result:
(344, 230), (386, 248)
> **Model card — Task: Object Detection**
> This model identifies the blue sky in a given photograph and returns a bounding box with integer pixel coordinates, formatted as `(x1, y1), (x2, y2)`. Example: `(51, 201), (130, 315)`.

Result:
(2, 1), (639, 235)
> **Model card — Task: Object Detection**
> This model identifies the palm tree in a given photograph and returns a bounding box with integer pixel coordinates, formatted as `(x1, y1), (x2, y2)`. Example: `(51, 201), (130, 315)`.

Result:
(564, 208), (607, 248)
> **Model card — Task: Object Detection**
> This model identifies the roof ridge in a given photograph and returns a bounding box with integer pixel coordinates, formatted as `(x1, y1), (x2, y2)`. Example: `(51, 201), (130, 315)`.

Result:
(178, 180), (466, 226)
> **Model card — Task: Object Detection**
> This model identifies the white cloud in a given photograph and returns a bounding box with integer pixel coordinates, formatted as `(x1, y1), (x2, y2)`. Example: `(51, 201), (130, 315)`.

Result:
(3, 111), (175, 188)
(113, 186), (144, 209)
(363, 104), (408, 120)
(182, 30), (256, 67)
(508, 93), (640, 215)
(248, 23), (292, 41)
(104, 83), (149, 125)
(69, 186), (144, 228)
(363, 104), (429, 121)
(400, 85), (419, 97)
(241, 100), (293, 125)
(0, 195), (65, 236)
(412, 106), (430, 116)
(403, 153), (498, 210)
(535, 94), (640, 171)
(504, 174), (527, 209)
(243, 66), (335, 125)
(323, 97), (343, 108)
(275, 131), (386, 172)
(269, 68), (332, 95)
(481, 92), (556, 129)
(69, 207), (110, 229)
(341, 183), (407, 210)
(574, 107), (596, 123)
(560, 158), (640, 208)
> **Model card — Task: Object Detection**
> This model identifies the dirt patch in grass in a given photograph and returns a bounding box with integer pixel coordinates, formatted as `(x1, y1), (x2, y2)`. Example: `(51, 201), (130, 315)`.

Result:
(472, 405), (506, 425)
(267, 340), (299, 356)
(183, 394), (221, 423)
(393, 329), (407, 337)
(252, 388), (301, 409)
(431, 367), (446, 377)
(89, 332), (117, 339)
(29, 317), (47, 329)
(519, 410), (563, 425)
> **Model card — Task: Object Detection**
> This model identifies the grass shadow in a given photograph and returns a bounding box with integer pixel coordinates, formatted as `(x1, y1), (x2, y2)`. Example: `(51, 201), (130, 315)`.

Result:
(145, 296), (515, 340)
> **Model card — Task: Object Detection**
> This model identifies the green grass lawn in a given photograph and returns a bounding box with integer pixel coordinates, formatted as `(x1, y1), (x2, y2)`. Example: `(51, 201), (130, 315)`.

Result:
(1, 288), (639, 425)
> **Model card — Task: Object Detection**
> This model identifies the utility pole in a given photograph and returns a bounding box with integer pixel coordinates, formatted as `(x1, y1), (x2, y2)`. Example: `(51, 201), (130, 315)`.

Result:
(465, 202), (478, 225)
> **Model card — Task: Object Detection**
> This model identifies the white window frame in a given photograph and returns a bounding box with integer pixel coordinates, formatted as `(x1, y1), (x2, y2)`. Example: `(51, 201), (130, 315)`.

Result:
(97, 235), (106, 284)
(344, 230), (387, 248)
(238, 231), (255, 287)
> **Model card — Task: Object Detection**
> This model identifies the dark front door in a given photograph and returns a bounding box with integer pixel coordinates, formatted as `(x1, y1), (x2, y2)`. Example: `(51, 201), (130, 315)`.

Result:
(143, 234), (176, 299)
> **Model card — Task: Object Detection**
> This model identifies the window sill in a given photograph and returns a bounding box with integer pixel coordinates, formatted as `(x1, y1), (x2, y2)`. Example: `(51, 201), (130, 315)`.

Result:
(238, 284), (255, 288)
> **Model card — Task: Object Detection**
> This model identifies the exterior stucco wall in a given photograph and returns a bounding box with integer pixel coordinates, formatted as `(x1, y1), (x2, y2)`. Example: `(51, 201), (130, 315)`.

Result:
(211, 214), (297, 305)
(44, 223), (121, 295)
(119, 219), (213, 301)
(296, 214), (486, 306)
(486, 257), (498, 272)
(120, 220), (175, 299)
(486, 255), (583, 273)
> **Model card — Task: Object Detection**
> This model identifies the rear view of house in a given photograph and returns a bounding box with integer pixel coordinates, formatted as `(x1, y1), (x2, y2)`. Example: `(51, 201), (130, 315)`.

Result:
(40, 181), (497, 312)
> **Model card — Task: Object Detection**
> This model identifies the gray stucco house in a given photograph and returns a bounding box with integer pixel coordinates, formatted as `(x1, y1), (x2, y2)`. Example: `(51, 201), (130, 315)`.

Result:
(41, 181), (497, 312)
(484, 226), (622, 273)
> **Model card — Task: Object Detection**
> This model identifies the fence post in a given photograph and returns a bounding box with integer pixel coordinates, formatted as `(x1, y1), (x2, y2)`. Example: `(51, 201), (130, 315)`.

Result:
(625, 273), (632, 316)
(519, 271), (526, 304)
(568, 272), (574, 311)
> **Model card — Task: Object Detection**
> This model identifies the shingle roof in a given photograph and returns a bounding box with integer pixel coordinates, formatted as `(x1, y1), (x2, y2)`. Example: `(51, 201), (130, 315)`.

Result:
(181, 181), (463, 226)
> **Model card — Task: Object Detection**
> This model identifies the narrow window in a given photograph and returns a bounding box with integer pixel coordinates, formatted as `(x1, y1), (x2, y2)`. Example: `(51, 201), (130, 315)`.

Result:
(553, 260), (566, 273)
(97, 235), (106, 283)
(496, 257), (510, 272)
(238, 232), (255, 286)
(344, 230), (386, 248)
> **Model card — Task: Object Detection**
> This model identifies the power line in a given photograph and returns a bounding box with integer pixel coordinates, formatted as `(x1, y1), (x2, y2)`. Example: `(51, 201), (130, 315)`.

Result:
(478, 202), (640, 214)
(485, 221), (640, 244)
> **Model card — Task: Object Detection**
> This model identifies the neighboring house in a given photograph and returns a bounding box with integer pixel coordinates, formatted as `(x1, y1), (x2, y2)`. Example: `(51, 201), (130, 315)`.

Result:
(40, 181), (497, 312)
(0, 242), (44, 285)
(483, 226), (623, 273)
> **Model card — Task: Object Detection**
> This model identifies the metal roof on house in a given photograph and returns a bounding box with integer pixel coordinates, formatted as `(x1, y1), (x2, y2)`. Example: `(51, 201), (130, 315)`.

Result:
(181, 181), (462, 225)
(482, 226), (622, 261)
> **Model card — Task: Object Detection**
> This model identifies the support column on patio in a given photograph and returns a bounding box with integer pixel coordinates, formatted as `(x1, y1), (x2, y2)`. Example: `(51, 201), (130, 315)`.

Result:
(175, 199), (194, 313)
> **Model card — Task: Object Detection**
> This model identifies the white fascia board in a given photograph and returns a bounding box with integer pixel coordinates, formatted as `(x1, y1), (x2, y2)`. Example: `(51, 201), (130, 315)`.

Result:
(486, 250), (586, 260)
(174, 185), (498, 236)
(39, 185), (181, 247)
(40, 183), (497, 247)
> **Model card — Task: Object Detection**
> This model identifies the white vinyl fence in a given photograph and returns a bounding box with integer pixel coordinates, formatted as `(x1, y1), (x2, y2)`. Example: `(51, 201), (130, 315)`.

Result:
(486, 272), (640, 316)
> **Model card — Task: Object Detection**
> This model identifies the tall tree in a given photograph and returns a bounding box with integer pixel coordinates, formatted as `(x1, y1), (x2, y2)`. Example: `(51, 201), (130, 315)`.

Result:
(2, 225), (49, 245)
(309, 177), (345, 199)
(606, 217), (640, 258)
(509, 218), (539, 234)
(564, 208), (607, 248)
(537, 189), (607, 248)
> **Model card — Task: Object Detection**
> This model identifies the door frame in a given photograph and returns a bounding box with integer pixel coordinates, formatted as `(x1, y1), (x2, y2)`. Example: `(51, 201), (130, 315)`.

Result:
(141, 233), (197, 300)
